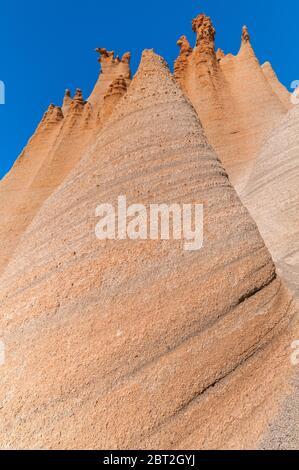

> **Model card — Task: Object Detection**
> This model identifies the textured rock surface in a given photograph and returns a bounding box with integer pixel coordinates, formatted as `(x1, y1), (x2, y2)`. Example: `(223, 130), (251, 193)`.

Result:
(0, 51), (297, 450)
(174, 14), (290, 191)
(88, 48), (131, 114)
(0, 49), (131, 274)
(0, 104), (64, 274)
(242, 105), (299, 299)
(258, 371), (299, 450)
(262, 61), (293, 110)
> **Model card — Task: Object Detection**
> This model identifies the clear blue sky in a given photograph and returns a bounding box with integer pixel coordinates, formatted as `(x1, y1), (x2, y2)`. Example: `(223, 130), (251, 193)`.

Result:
(0, 0), (297, 179)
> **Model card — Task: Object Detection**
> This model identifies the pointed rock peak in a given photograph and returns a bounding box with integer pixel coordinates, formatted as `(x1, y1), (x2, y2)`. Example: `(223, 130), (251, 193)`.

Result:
(110, 48), (199, 126)
(88, 47), (131, 106)
(262, 61), (270, 68)
(95, 47), (115, 64)
(261, 61), (293, 110)
(44, 103), (56, 119)
(121, 51), (131, 64)
(40, 104), (53, 123)
(262, 61), (279, 75)
(239, 25), (256, 57)
(94, 47), (131, 79)
(174, 36), (193, 83)
(242, 25), (250, 43)
(52, 106), (64, 120)
(216, 48), (225, 60)
(131, 50), (174, 89)
(73, 88), (85, 104)
(137, 49), (169, 74)
(177, 35), (192, 55)
(68, 88), (86, 114)
(95, 48), (131, 66)
(43, 104), (64, 124)
(62, 88), (73, 115)
(261, 61), (274, 75)
(192, 13), (215, 47)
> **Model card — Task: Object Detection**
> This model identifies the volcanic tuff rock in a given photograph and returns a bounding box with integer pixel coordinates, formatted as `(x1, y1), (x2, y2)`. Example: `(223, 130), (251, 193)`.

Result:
(174, 14), (291, 191)
(0, 103), (64, 274)
(261, 61), (293, 110)
(243, 105), (299, 299)
(62, 89), (72, 115)
(0, 50), (297, 449)
(0, 48), (131, 274)
(89, 48), (131, 111)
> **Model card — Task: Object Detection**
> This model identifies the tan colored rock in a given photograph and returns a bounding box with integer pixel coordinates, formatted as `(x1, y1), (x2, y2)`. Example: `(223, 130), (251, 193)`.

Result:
(62, 89), (72, 115)
(0, 104), (64, 274)
(101, 76), (128, 123)
(0, 49), (131, 274)
(242, 105), (299, 298)
(0, 50), (297, 450)
(241, 25), (250, 43)
(173, 36), (192, 82)
(88, 48), (131, 113)
(216, 48), (225, 61)
(174, 14), (290, 191)
(262, 61), (292, 110)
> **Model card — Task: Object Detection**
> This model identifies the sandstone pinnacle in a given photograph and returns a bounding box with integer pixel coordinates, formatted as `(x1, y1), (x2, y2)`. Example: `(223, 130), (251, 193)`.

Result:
(0, 46), (131, 274)
(62, 88), (72, 115)
(242, 25), (250, 43)
(192, 13), (216, 49)
(0, 49), (296, 450)
(0, 10), (298, 451)
(174, 13), (289, 192)
(262, 61), (293, 109)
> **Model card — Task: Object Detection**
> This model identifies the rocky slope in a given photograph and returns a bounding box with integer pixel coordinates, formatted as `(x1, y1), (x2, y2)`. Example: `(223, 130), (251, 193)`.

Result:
(0, 50), (297, 450)
(242, 105), (299, 299)
(0, 49), (130, 275)
(174, 14), (290, 191)
(261, 61), (293, 110)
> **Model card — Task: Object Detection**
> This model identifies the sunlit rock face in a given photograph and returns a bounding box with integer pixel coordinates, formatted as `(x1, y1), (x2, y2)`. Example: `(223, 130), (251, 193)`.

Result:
(174, 14), (291, 192)
(0, 50), (297, 450)
(0, 49), (131, 275)
(243, 105), (299, 299)
(261, 61), (293, 110)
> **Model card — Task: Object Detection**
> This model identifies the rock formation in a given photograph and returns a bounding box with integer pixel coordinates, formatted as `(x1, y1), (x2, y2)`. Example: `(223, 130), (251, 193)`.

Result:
(242, 104), (299, 298)
(89, 48), (131, 115)
(0, 49), (131, 275)
(62, 89), (72, 115)
(0, 50), (297, 450)
(0, 104), (64, 274)
(174, 14), (291, 191)
(262, 61), (293, 110)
